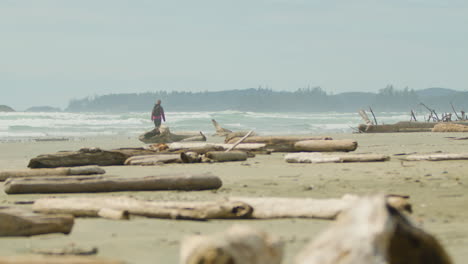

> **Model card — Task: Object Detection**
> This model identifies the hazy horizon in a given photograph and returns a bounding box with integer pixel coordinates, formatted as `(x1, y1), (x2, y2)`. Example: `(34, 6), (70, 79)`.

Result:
(2, 0), (467, 110)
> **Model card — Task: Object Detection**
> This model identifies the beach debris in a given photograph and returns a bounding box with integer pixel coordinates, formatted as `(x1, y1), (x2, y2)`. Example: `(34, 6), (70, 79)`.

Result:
(180, 224), (283, 264)
(31, 244), (98, 256)
(358, 109), (374, 125)
(432, 123), (468, 132)
(139, 125), (206, 143)
(225, 130), (254, 152)
(358, 121), (436, 133)
(285, 153), (390, 163)
(33, 196), (253, 220)
(225, 135), (333, 152)
(0, 207), (74, 237)
(228, 194), (409, 219)
(167, 142), (267, 153)
(405, 153), (468, 161)
(205, 151), (248, 162)
(28, 147), (161, 168)
(124, 154), (185, 165)
(295, 195), (452, 264)
(4, 173), (222, 194)
(211, 119), (233, 136)
(294, 139), (357, 152)
(0, 255), (123, 264)
(0, 166), (105, 182)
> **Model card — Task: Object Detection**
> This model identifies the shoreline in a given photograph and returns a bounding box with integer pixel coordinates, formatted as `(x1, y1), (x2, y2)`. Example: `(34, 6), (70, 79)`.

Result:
(0, 132), (467, 263)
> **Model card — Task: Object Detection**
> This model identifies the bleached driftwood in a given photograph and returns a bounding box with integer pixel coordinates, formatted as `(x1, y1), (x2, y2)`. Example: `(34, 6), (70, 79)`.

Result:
(180, 225), (283, 264)
(294, 139), (358, 152)
(211, 119), (233, 136)
(432, 123), (468, 132)
(225, 130), (254, 152)
(285, 153), (390, 163)
(4, 173), (222, 194)
(0, 207), (74, 236)
(139, 125), (206, 144)
(28, 147), (160, 168)
(205, 151), (248, 162)
(97, 208), (129, 220)
(405, 153), (468, 161)
(0, 166), (105, 181)
(31, 245), (98, 256)
(225, 136), (333, 152)
(358, 109), (373, 125)
(33, 196), (253, 220)
(295, 195), (452, 264)
(228, 194), (410, 219)
(124, 154), (183, 165)
(168, 142), (267, 153)
(0, 255), (123, 264)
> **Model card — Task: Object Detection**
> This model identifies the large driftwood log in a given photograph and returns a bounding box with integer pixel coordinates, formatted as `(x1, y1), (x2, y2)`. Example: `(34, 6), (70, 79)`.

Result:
(139, 125), (206, 143)
(211, 119), (233, 136)
(168, 142), (267, 153)
(229, 194), (410, 219)
(180, 225), (283, 264)
(124, 154), (184, 165)
(4, 173), (222, 194)
(28, 147), (160, 168)
(0, 166), (105, 181)
(295, 195), (451, 264)
(405, 153), (468, 161)
(432, 123), (468, 132)
(33, 196), (253, 220)
(285, 153), (390, 163)
(0, 255), (123, 264)
(0, 207), (74, 236)
(359, 121), (468, 133)
(225, 136), (333, 152)
(205, 151), (248, 162)
(294, 139), (357, 152)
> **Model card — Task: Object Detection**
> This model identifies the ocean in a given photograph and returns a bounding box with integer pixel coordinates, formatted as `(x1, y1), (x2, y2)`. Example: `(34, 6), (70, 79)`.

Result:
(0, 111), (418, 141)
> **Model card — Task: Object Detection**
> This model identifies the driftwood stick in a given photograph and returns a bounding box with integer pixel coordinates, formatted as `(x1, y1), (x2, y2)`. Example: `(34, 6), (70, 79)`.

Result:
(0, 255), (123, 264)
(0, 207), (74, 236)
(285, 153), (390, 163)
(33, 197), (253, 220)
(295, 195), (452, 264)
(369, 106), (378, 125)
(225, 130), (254, 152)
(0, 166), (105, 181)
(405, 153), (468, 161)
(358, 109), (373, 125)
(211, 119), (233, 136)
(294, 139), (358, 152)
(410, 110), (418, 121)
(451, 102), (461, 120)
(4, 173), (222, 194)
(180, 225), (283, 264)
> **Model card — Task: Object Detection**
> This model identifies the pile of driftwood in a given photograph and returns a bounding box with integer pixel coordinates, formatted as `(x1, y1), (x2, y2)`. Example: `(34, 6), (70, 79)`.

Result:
(139, 125), (206, 144)
(180, 195), (452, 264)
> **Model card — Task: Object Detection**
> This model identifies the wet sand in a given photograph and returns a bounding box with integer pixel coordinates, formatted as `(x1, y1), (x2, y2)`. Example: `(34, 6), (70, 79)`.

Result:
(1, 132), (468, 263)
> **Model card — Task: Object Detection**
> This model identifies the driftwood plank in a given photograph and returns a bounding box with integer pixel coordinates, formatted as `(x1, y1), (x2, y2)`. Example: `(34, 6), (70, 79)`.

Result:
(33, 196), (253, 220)
(295, 195), (451, 264)
(0, 207), (74, 236)
(180, 225), (283, 264)
(285, 153), (390, 163)
(0, 166), (105, 181)
(4, 173), (222, 194)
(294, 139), (358, 152)
(405, 153), (468, 161)
(0, 255), (123, 264)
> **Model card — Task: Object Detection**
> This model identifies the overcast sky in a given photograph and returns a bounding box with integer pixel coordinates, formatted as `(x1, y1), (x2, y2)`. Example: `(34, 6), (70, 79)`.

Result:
(1, 0), (467, 110)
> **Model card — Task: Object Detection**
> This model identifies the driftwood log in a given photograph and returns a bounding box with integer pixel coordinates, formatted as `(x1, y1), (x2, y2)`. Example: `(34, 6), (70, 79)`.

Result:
(405, 153), (468, 161)
(180, 225), (283, 264)
(4, 173), (222, 194)
(225, 136), (333, 152)
(228, 194), (410, 219)
(0, 166), (105, 181)
(295, 195), (451, 264)
(139, 125), (206, 143)
(30, 245), (98, 256)
(168, 142), (267, 153)
(285, 153), (390, 163)
(359, 121), (468, 133)
(294, 139), (357, 152)
(28, 147), (160, 168)
(432, 123), (468, 132)
(0, 207), (74, 236)
(205, 151), (248, 162)
(0, 255), (123, 264)
(33, 196), (253, 220)
(211, 119), (232, 136)
(124, 154), (183, 165)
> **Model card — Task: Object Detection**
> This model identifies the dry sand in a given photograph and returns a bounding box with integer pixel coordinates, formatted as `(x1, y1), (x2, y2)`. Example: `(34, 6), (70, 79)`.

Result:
(1, 132), (468, 263)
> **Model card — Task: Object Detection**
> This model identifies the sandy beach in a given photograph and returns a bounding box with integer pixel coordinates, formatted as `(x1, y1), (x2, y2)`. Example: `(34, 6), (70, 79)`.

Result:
(1, 132), (468, 263)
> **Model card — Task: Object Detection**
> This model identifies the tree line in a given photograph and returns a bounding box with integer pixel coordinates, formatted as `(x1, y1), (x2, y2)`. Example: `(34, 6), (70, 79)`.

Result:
(65, 86), (468, 113)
